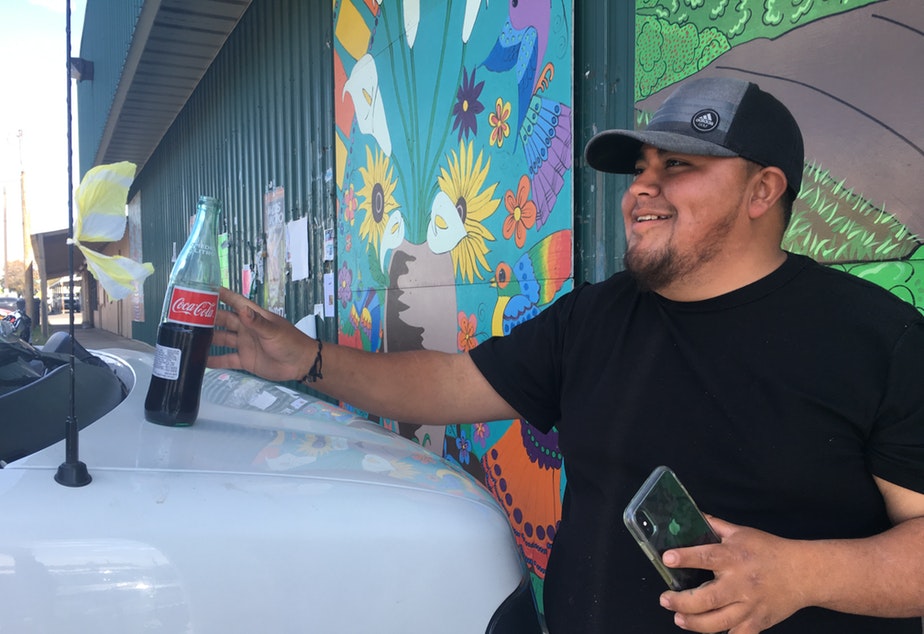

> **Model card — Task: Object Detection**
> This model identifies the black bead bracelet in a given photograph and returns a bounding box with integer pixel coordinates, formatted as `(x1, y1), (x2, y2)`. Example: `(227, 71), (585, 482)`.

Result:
(301, 339), (323, 383)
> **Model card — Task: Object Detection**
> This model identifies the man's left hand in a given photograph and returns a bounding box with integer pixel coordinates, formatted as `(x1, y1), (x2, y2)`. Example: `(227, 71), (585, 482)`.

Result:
(658, 516), (807, 633)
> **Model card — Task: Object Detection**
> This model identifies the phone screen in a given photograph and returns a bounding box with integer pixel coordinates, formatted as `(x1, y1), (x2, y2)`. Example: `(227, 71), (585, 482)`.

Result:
(623, 466), (720, 591)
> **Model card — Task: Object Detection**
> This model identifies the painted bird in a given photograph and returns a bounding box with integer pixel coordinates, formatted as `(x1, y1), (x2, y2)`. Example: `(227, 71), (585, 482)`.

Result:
(491, 229), (572, 336)
(481, 0), (572, 229)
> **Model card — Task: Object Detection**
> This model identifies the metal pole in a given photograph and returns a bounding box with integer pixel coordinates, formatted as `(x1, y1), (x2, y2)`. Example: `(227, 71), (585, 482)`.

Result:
(55, 0), (91, 487)
(2, 186), (7, 289)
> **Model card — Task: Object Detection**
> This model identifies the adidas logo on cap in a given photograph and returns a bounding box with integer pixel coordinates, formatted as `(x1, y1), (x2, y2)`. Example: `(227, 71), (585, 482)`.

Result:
(692, 109), (720, 133)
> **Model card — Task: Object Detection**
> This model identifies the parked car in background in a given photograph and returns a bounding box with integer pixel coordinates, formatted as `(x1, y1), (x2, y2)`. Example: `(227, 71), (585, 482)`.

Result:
(0, 332), (541, 633)
(62, 297), (81, 312)
(0, 296), (18, 319)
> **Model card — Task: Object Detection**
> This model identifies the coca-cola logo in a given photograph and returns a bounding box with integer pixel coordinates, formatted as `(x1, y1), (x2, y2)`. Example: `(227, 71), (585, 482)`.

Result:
(167, 286), (218, 327)
(171, 298), (216, 319)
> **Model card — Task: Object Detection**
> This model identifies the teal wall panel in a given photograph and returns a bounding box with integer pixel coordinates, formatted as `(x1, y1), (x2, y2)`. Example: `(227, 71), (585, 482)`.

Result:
(76, 0), (145, 174)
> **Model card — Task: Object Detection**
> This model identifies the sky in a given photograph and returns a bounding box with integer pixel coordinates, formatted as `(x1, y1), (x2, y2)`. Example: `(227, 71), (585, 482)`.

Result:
(0, 0), (85, 265)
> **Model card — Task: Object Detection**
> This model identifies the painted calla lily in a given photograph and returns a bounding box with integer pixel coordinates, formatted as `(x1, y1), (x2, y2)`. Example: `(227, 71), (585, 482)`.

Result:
(344, 54), (393, 156)
(427, 191), (466, 254)
(462, 0), (481, 43)
(380, 210), (406, 270)
(404, 0), (419, 48)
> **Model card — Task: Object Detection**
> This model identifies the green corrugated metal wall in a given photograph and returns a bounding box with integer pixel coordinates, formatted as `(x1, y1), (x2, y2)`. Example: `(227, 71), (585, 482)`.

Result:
(130, 0), (336, 346)
(574, 1), (634, 283)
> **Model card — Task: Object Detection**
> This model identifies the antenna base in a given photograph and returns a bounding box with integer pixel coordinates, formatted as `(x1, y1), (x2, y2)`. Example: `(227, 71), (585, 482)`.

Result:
(55, 461), (92, 487)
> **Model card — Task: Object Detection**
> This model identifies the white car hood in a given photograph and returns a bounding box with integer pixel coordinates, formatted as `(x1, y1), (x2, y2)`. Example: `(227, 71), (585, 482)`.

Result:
(0, 347), (531, 634)
(14, 347), (493, 504)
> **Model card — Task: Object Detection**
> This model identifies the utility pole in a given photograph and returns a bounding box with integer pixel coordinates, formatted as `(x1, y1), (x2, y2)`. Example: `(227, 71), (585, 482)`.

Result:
(2, 185), (7, 292)
(18, 129), (35, 321)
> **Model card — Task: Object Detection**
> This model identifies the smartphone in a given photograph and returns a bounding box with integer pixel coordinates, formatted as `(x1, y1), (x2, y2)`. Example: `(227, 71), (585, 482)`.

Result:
(623, 466), (721, 591)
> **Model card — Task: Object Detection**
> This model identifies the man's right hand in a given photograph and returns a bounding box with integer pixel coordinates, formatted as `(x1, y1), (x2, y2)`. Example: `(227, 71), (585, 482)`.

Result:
(208, 287), (314, 383)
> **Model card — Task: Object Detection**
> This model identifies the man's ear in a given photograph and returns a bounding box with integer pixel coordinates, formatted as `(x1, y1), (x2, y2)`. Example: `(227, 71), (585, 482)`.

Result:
(748, 166), (788, 220)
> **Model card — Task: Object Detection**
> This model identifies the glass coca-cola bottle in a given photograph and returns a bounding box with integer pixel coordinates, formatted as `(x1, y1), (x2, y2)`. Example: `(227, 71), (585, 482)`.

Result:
(144, 195), (222, 426)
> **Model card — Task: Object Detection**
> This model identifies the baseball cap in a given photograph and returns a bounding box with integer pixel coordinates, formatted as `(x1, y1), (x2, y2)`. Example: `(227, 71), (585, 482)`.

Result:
(585, 77), (804, 195)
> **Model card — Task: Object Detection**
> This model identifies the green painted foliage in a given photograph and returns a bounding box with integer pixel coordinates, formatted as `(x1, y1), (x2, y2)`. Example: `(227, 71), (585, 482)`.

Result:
(635, 0), (885, 100)
(782, 162), (921, 265)
(829, 245), (924, 315)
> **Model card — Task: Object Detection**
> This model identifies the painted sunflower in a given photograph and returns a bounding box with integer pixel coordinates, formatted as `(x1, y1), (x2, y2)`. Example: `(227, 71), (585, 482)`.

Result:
(357, 145), (400, 259)
(437, 140), (499, 283)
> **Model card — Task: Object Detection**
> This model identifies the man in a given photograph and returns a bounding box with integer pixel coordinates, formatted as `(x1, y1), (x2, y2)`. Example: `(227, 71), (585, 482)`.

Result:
(208, 77), (924, 632)
(3, 298), (33, 343)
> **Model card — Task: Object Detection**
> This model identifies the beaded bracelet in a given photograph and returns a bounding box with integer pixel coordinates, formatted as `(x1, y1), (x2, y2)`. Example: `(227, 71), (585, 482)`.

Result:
(301, 339), (323, 383)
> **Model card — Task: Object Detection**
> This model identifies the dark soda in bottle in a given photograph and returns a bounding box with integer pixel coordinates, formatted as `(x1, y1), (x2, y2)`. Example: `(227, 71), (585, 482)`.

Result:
(144, 196), (222, 426)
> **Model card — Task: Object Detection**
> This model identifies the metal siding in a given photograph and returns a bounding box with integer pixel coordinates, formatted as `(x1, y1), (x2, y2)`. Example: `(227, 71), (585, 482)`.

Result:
(76, 0), (145, 175)
(131, 0), (335, 346)
(573, 0), (634, 284)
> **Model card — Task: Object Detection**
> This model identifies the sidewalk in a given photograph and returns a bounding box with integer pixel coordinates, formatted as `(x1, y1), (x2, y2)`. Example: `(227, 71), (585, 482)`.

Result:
(51, 324), (154, 353)
(46, 313), (153, 353)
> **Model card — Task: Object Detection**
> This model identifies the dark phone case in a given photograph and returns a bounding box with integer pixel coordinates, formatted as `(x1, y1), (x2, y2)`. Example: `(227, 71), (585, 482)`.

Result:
(623, 466), (721, 591)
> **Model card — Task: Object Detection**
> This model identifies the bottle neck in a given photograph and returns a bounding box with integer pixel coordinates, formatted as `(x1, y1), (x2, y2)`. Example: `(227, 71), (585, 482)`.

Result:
(190, 202), (220, 243)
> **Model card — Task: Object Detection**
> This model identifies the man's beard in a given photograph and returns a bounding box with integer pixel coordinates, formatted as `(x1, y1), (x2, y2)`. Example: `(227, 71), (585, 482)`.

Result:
(624, 244), (685, 292)
(623, 214), (736, 293)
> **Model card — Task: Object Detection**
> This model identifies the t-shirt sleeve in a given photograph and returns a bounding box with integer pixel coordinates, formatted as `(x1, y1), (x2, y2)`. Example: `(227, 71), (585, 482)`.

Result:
(469, 285), (584, 432)
(868, 319), (924, 494)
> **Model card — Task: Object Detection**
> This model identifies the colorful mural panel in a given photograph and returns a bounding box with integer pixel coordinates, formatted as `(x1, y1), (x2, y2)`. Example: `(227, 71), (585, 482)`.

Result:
(333, 0), (575, 601)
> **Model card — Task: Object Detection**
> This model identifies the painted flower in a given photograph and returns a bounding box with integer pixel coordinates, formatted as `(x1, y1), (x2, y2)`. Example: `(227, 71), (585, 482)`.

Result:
(403, 0), (420, 47)
(451, 67), (485, 142)
(462, 0), (481, 43)
(489, 98), (511, 148)
(342, 183), (358, 225)
(298, 433), (348, 457)
(388, 459), (420, 480)
(343, 54), (392, 155)
(503, 175), (537, 248)
(473, 423), (489, 447)
(456, 431), (472, 465)
(338, 262), (353, 307)
(357, 145), (400, 259)
(379, 210), (405, 271)
(437, 140), (499, 283)
(457, 311), (478, 351)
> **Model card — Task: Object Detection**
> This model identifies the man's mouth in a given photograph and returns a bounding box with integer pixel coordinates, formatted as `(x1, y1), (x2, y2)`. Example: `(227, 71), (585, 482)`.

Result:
(635, 214), (669, 223)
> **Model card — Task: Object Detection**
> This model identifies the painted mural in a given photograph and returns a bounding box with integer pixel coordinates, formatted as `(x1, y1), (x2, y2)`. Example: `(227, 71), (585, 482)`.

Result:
(332, 0), (574, 605)
(636, 0), (923, 312)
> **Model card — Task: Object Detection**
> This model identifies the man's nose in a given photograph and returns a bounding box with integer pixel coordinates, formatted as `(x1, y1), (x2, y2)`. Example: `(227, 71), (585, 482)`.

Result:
(627, 166), (661, 197)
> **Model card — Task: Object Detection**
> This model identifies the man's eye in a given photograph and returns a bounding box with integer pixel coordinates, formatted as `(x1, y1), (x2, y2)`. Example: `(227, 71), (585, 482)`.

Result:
(665, 158), (687, 168)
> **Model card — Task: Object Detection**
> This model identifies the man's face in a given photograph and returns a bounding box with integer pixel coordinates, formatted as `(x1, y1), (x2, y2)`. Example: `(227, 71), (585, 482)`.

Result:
(620, 144), (755, 292)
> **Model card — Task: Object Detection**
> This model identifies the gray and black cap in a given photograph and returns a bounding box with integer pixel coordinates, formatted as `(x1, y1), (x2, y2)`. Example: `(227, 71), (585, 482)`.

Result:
(585, 77), (805, 195)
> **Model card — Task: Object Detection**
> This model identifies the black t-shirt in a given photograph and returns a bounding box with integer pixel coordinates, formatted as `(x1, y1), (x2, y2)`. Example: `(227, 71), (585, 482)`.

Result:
(470, 253), (924, 633)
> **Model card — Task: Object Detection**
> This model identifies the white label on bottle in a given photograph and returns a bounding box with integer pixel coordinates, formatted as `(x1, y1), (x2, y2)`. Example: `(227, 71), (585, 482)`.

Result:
(152, 343), (183, 380)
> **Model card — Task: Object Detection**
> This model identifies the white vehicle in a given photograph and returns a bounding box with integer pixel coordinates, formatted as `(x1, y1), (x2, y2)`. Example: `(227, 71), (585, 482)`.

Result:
(0, 331), (541, 633)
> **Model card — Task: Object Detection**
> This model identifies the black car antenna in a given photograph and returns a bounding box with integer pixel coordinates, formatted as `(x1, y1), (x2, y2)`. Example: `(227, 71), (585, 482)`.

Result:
(55, 0), (91, 487)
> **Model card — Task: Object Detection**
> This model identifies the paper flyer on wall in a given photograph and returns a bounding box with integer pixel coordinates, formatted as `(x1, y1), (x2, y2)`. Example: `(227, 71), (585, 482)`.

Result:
(287, 216), (310, 281)
(264, 186), (287, 316)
